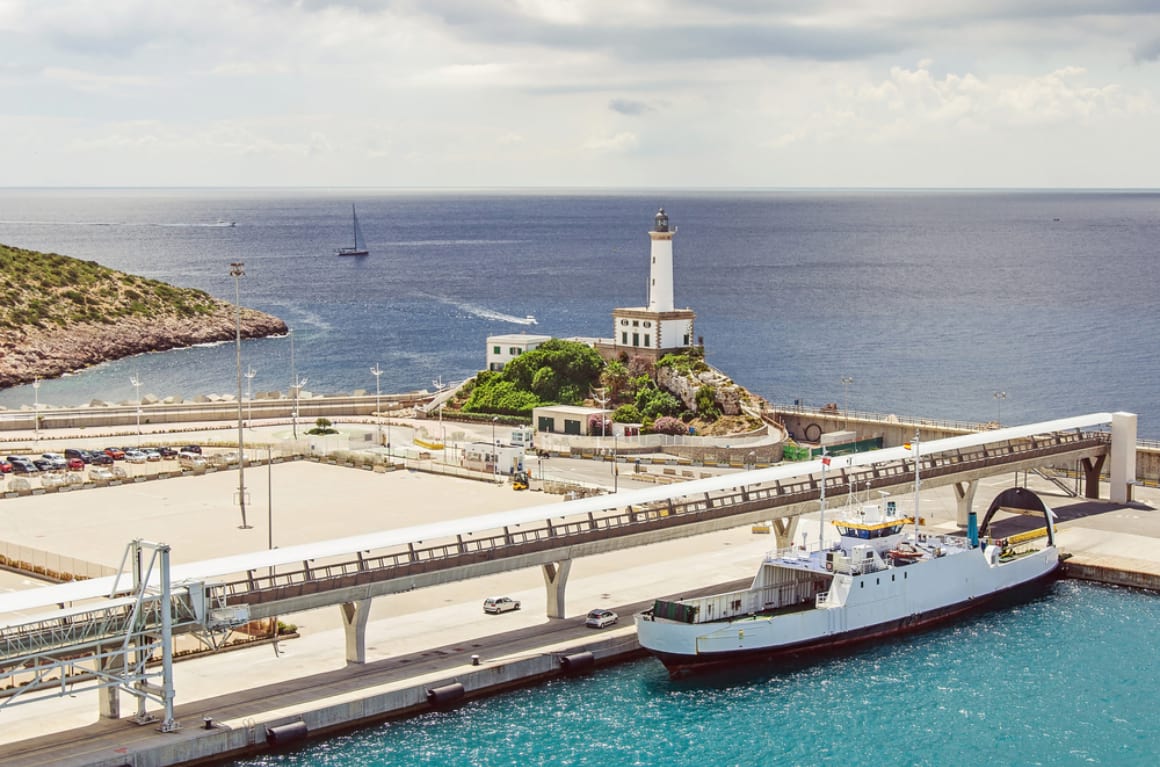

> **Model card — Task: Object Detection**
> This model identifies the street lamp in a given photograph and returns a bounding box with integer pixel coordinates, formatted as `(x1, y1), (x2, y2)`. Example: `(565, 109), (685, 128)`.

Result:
(613, 432), (618, 493)
(292, 375), (308, 440)
(841, 376), (854, 427)
(244, 366), (256, 425)
(491, 416), (498, 480)
(229, 261), (250, 530)
(993, 391), (1007, 427)
(129, 373), (142, 444)
(370, 364), (383, 448)
(32, 377), (40, 445)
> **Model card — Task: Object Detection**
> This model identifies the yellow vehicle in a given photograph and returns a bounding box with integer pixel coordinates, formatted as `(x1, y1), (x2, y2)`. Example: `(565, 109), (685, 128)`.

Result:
(512, 470), (529, 491)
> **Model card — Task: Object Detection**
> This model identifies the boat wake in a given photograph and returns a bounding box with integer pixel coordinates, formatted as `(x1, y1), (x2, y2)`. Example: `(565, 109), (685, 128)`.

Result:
(424, 294), (537, 326)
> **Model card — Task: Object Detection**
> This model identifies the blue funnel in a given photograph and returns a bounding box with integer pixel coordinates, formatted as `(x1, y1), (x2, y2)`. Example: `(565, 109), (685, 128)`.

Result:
(967, 510), (979, 548)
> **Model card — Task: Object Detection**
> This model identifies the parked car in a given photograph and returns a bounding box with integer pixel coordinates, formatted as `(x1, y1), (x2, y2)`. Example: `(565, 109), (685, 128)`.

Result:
(67, 457), (85, 471)
(585, 609), (619, 628)
(180, 445), (202, 454)
(88, 467), (114, 481)
(482, 596), (521, 614)
(178, 452), (208, 469)
(0, 460), (11, 473)
(123, 449), (148, 464)
(158, 446), (178, 459)
(40, 453), (68, 469)
(87, 451), (114, 466)
(64, 448), (89, 463)
(8, 457), (38, 474)
(32, 458), (56, 472)
(142, 449), (162, 462)
(103, 447), (125, 461)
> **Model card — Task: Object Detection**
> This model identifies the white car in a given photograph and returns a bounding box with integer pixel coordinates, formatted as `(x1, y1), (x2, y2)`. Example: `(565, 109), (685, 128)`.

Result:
(123, 449), (148, 464)
(482, 596), (521, 614)
(88, 467), (114, 481)
(40, 453), (68, 469)
(585, 609), (619, 628)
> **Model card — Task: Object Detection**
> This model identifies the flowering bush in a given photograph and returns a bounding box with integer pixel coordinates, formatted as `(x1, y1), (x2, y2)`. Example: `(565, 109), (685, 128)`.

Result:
(651, 416), (688, 435)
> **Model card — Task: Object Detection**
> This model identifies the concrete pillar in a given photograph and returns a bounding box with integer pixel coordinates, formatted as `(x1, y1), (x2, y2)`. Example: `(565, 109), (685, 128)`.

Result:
(98, 653), (120, 719)
(1081, 456), (1106, 500)
(541, 560), (572, 619)
(1110, 412), (1138, 504)
(340, 599), (372, 665)
(953, 480), (978, 528)
(772, 516), (799, 550)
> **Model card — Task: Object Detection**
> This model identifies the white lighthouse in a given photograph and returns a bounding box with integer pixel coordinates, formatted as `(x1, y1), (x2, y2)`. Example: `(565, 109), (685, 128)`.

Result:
(597, 207), (696, 364)
(648, 208), (675, 312)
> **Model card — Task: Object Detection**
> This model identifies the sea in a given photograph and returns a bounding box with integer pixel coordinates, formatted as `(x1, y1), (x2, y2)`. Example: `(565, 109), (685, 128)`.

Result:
(229, 580), (1159, 767)
(1, 188), (1158, 439)
(1, 190), (1158, 764)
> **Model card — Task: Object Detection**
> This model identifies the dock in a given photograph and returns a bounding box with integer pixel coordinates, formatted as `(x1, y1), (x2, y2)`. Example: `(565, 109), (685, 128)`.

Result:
(0, 426), (1157, 767)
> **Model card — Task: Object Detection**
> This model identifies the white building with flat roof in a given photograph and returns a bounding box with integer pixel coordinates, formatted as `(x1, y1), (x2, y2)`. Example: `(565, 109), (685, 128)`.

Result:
(486, 333), (553, 371)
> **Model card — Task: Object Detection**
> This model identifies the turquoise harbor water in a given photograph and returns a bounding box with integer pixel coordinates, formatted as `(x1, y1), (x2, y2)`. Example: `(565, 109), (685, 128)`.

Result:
(228, 581), (1159, 767)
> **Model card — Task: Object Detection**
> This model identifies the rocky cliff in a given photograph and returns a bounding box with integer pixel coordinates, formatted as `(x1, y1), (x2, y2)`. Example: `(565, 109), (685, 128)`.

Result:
(0, 243), (288, 388)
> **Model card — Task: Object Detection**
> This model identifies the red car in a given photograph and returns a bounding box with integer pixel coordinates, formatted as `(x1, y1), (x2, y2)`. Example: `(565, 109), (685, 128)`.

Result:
(0, 460), (11, 473)
(103, 447), (125, 461)
(67, 457), (85, 471)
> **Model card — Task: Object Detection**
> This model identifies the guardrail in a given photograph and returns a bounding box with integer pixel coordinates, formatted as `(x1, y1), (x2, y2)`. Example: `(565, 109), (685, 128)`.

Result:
(207, 431), (1108, 609)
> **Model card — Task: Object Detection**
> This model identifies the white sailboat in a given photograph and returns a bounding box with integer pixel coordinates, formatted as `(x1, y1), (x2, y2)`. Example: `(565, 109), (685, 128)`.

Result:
(335, 204), (369, 256)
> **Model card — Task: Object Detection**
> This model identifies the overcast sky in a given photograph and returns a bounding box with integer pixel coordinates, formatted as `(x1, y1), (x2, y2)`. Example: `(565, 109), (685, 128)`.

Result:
(2, 1), (1158, 188)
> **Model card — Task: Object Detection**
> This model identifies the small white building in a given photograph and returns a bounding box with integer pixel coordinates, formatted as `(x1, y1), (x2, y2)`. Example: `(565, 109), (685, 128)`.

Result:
(532, 405), (614, 436)
(486, 333), (553, 371)
(461, 441), (527, 475)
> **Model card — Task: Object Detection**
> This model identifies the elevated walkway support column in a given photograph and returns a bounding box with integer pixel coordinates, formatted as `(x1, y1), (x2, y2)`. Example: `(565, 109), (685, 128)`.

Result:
(340, 599), (372, 665)
(98, 654), (121, 720)
(771, 517), (799, 550)
(1110, 412), (1138, 504)
(542, 560), (572, 619)
(954, 480), (978, 528)
(1081, 456), (1106, 500)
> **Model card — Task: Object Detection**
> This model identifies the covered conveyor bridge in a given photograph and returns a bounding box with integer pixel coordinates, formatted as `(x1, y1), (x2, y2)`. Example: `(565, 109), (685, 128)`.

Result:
(0, 412), (1136, 728)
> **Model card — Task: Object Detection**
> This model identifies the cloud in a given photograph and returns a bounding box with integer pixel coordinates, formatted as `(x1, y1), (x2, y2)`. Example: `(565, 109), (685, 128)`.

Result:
(583, 132), (640, 152)
(609, 99), (653, 116)
(1134, 37), (1160, 62)
(42, 67), (154, 93)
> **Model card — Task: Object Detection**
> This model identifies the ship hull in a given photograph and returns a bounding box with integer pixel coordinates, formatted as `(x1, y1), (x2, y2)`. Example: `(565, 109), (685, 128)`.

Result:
(637, 548), (1059, 678)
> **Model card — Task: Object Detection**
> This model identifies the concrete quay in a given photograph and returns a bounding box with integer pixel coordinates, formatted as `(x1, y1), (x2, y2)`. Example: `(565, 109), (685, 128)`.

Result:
(0, 425), (1158, 767)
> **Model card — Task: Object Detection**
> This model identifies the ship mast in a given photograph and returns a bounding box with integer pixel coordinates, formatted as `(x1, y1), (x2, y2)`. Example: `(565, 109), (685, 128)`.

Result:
(818, 449), (830, 551)
(912, 429), (921, 541)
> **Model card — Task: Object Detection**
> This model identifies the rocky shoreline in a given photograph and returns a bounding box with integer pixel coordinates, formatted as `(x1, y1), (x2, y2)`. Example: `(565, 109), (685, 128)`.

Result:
(0, 303), (288, 389)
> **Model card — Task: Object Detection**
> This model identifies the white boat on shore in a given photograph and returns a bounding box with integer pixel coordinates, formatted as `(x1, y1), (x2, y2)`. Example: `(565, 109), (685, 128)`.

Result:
(635, 439), (1061, 677)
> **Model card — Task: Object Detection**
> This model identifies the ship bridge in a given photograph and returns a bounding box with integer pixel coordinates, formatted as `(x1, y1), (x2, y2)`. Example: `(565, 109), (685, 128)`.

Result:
(0, 412), (1136, 729)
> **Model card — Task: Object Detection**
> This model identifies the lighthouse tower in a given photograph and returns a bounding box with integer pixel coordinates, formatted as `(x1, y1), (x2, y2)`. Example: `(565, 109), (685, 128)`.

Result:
(648, 208), (675, 312)
(597, 207), (696, 364)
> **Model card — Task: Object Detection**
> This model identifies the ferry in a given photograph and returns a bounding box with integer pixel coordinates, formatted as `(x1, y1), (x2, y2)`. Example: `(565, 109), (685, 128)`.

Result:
(635, 447), (1061, 677)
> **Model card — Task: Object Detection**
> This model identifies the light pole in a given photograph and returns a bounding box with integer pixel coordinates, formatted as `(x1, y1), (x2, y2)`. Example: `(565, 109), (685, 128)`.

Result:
(229, 261), (250, 530)
(491, 416), (498, 480)
(129, 373), (142, 444)
(32, 377), (40, 445)
(993, 391), (1006, 427)
(370, 364), (383, 448)
(244, 366), (256, 425)
(613, 432), (618, 493)
(841, 376), (854, 427)
(292, 375), (307, 440)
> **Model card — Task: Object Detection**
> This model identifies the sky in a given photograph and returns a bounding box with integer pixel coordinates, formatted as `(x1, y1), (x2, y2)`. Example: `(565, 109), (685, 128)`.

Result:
(1, 0), (1158, 188)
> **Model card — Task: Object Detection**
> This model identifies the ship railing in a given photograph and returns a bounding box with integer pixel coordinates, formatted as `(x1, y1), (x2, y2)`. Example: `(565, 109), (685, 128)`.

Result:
(815, 590), (830, 607)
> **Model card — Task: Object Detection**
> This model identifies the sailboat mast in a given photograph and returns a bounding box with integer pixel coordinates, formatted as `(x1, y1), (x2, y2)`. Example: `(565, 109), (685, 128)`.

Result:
(352, 204), (358, 247)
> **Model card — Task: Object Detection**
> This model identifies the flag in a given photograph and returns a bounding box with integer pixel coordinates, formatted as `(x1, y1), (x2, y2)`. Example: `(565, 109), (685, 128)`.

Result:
(903, 442), (911, 450)
(821, 456), (831, 466)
